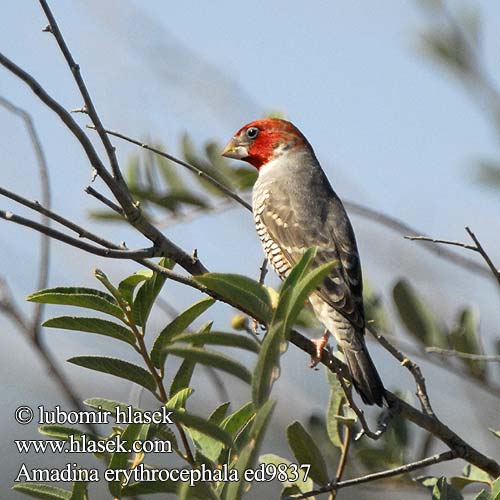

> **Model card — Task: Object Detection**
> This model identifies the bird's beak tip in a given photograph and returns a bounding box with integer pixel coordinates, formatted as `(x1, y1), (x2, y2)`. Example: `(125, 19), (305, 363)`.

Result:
(221, 138), (248, 160)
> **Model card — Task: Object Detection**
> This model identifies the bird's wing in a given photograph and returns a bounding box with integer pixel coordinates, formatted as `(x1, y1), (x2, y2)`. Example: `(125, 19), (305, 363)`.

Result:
(259, 188), (365, 328)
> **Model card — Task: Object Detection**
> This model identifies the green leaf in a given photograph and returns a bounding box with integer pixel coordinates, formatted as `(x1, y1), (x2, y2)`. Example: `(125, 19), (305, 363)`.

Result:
(27, 287), (123, 320)
(133, 258), (173, 328)
(172, 331), (260, 354)
(167, 388), (194, 410)
(252, 320), (287, 408)
(491, 478), (500, 500)
(194, 274), (273, 324)
(489, 428), (500, 440)
(192, 402), (254, 464)
(259, 453), (314, 494)
(43, 316), (135, 346)
(223, 400), (275, 500)
(68, 356), (157, 393)
(209, 402), (231, 424)
(450, 464), (492, 491)
(473, 490), (491, 500)
(118, 271), (151, 305)
(287, 421), (329, 486)
(172, 409), (234, 449)
(169, 321), (213, 398)
(151, 297), (215, 368)
(38, 425), (100, 443)
(177, 479), (220, 500)
(108, 423), (144, 498)
(393, 280), (446, 347)
(164, 346), (252, 385)
(69, 481), (87, 500)
(276, 257), (337, 331)
(121, 479), (177, 496)
(12, 484), (71, 500)
(325, 369), (347, 448)
(416, 476), (463, 500)
(279, 247), (318, 297)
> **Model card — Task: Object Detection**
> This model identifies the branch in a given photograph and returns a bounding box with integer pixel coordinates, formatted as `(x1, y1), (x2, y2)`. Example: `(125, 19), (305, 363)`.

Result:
(38, 0), (124, 185)
(465, 226), (500, 287)
(426, 347), (500, 362)
(0, 50), (205, 275)
(88, 125), (252, 212)
(292, 450), (459, 499)
(345, 200), (491, 278)
(84, 185), (124, 216)
(0, 97), (51, 333)
(406, 227), (500, 287)
(0, 210), (161, 259)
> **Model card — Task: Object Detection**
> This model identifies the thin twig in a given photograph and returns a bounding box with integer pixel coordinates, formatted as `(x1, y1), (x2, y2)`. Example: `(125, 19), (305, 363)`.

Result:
(426, 347), (500, 362)
(345, 200), (490, 278)
(331, 425), (351, 499)
(366, 330), (500, 398)
(0, 50), (205, 275)
(0, 279), (98, 435)
(405, 235), (476, 251)
(38, 0), (124, 185)
(0, 210), (160, 259)
(87, 125), (252, 212)
(84, 186), (124, 215)
(292, 450), (458, 499)
(465, 226), (500, 287)
(0, 96), (51, 334)
(367, 325), (434, 417)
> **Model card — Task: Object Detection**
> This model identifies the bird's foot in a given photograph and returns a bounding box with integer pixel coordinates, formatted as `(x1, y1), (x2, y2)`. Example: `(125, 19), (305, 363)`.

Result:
(309, 331), (331, 368)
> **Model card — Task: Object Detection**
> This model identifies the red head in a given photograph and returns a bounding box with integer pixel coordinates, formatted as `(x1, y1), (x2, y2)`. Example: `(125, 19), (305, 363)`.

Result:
(221, 118), (311, 170)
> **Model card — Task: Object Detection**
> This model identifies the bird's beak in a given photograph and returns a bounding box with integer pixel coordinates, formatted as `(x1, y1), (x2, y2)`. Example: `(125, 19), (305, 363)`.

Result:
(221, 138), (248, 160)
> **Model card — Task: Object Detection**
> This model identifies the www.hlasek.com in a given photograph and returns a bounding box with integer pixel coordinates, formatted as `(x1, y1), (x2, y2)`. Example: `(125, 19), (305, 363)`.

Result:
(14, 404), (312, 485)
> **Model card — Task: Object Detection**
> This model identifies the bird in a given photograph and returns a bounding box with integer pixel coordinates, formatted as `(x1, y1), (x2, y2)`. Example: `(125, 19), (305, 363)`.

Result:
(221, 118), (385, 406)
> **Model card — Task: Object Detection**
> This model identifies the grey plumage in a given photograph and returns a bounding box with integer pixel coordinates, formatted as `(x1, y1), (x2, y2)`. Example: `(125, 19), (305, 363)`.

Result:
(252, 146), (385, 406)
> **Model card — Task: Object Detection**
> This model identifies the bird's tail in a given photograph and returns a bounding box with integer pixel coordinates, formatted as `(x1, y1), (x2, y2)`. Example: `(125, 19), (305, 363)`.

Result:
(342, 336), (385, 406)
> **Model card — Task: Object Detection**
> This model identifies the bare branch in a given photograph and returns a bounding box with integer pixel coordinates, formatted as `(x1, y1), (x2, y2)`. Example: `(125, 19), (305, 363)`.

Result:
(0, 51), (205, 274)
(84, 185), (124, 215)
(465, 226), (500, 287)
(37, 0), (124, 184)
(0, 96), (52, 332)
(88, 125), (253, 212)
(406, 227), (500, 287)
(405, 235), (476, 251)
(345, 200), (490, 278)
(426, 347), (500, 362)
(292, 450), (459, 499)
(0, 210), (160, 259)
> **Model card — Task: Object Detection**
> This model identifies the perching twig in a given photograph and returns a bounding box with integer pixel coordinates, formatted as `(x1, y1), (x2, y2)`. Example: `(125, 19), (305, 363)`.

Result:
(291, 450), (459, 499)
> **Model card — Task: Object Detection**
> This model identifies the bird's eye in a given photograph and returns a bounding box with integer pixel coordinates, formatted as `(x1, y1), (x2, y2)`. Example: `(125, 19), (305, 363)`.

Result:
(246, 127), (259, 139)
